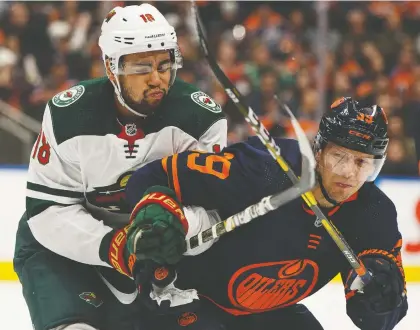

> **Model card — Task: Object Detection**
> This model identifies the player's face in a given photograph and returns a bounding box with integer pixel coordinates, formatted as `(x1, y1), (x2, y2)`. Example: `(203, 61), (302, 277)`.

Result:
(317, 143), (375, 202)
(118, 50), (172, 115)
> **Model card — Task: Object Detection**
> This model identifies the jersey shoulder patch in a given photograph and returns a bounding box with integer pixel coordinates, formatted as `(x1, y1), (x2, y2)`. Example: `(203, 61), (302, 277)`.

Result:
(152, 78), (225, 140)
(47, 77), (118, 145)
(168, 78), (224, 116)
(51, 85), (85, 108)
(190, 91), (222, 113)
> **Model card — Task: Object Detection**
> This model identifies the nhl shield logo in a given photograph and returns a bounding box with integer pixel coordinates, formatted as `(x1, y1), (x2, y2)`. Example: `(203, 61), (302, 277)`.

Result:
(125, 124), (138, 136)
(79, 292), (103, 308)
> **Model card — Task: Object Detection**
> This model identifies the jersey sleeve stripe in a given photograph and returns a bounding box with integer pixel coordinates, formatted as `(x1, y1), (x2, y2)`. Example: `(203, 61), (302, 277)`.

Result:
(162, 156), (168, 174)
(171, 153), (182, 202)
(393, 239), (402, 250)
(165, 156), (174, 190)
(26, 189), (83, 205)
(161, 156), (172, 189)
(27, 182), (84, 198)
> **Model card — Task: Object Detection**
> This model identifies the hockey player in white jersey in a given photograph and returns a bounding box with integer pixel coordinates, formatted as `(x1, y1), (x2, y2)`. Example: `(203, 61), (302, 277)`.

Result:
(13, 4), (226, 330)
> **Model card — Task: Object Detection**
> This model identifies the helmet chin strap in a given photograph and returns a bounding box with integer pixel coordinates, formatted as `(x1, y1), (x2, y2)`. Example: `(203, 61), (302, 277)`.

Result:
(109, 69), (177, 119)
(111, 78), (148, 118)
(316, 172), (339, 206)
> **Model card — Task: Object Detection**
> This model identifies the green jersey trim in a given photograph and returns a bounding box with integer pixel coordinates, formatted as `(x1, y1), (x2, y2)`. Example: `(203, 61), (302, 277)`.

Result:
(26, 198), (67, 219)
(27, 182), (85, 198)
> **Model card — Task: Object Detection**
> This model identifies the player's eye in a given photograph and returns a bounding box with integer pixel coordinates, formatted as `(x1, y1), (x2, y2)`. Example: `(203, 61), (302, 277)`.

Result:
(157, 61), (172, 73)
(135, 66), (153, 75)
(123, 64), (153, 75)
(332, 152), (345, 160)
(355, 158), (367, 167)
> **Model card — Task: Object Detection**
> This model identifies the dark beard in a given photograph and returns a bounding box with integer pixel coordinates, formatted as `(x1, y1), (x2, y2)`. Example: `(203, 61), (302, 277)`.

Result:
(120, 83), (167, 116)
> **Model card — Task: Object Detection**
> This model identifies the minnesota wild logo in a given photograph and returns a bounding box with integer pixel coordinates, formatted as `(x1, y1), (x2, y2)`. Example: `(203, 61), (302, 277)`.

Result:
(52, 85), (85, 107)
(79, 292), (103, 308)
(190, 91), (222, 113)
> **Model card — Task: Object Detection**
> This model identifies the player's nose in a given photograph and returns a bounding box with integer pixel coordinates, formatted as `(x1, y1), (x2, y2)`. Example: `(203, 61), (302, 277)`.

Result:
(338, 161), (357, 178)
(148, 69), (162, 86)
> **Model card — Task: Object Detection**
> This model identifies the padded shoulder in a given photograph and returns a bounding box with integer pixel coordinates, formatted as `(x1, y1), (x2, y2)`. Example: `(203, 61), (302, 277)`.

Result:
(47, 77), (118, 145)
(149, 78), (226, 140)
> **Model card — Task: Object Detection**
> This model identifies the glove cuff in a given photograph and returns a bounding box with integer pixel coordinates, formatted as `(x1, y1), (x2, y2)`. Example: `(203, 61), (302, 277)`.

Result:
(359, 249), (399, 265)
(99, 225), (135, 278)
(129, 185), (188, 233)
(143, 185), (180, 201)
(358, 249), (404, 280)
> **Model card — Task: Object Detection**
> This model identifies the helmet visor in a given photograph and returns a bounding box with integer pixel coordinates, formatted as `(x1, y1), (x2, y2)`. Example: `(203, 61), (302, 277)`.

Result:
(118, 58), (174, 75)
(320, 144), (385, 182)
(115, 45), (182, 76)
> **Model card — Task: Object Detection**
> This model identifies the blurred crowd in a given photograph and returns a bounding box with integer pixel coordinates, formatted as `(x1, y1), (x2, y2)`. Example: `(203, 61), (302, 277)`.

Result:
(0, 1), (419, 175)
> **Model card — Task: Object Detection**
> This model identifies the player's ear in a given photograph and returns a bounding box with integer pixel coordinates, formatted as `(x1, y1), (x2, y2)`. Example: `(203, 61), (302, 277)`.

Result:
(315, 152), (321, 174)
(315, 149), (321, 163)
(105, 58), (117, 83)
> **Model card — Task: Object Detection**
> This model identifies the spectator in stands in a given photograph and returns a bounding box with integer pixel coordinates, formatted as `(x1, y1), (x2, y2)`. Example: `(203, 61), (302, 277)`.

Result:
(381, 138), (418, 176)
(0, 0), (420, 174)
(28, 61), (77, 121)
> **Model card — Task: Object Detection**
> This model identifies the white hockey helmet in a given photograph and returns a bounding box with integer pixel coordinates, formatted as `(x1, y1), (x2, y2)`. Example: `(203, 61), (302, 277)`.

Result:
(98, 4), (183, 117)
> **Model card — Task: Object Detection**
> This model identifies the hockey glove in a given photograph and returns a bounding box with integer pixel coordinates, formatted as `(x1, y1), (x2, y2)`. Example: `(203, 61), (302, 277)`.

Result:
(99, 223), (137, 278)
(126, 186), (188, 265)
(346, 254), (405, 314)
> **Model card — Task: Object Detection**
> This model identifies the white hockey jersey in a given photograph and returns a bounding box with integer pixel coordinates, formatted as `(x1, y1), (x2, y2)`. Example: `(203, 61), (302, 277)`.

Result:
(17, 77), (227, 267)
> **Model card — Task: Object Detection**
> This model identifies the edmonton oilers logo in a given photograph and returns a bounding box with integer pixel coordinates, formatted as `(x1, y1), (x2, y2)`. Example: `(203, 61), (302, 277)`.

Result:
(228, 259), (319, 312)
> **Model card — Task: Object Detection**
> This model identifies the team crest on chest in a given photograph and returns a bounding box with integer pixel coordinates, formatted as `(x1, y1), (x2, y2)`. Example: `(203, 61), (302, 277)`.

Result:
(52, 85), (85, 107)
(86, 172), (133, 212)
(228, 259), (319, 312)
(191, 91), (222, 113)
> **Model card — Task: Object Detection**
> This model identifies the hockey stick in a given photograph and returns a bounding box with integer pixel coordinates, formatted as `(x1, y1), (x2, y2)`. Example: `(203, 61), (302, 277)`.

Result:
(187, 154), (314, 250)
(191, 1), (372, 285)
